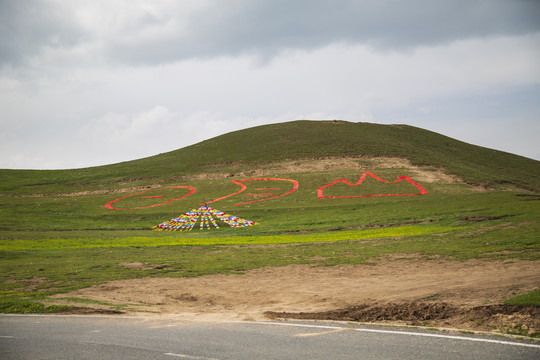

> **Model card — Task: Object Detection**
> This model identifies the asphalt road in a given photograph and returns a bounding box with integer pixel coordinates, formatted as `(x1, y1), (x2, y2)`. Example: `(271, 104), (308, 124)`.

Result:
(1, 314), (539, 360)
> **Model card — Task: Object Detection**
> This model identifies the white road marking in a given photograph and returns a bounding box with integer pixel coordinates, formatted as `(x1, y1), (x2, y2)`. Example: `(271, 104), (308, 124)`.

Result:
(0, 335), (15, 338)
(164, 353), (220, 360)
(257, 321), (540, 349)
(295, 328), (354, 337)
(0, 313), (142, 319)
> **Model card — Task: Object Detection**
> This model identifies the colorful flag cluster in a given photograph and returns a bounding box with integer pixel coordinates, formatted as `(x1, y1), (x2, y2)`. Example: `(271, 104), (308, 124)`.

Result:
(152, 205), (258, 231)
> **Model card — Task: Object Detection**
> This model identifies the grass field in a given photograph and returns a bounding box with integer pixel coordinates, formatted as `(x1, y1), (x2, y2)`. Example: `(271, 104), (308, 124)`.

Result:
(1, 121), (539, 314)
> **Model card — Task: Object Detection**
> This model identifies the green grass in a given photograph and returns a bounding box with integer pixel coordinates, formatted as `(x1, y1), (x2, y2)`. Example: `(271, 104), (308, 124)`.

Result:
(0, 297), (70, 314)
(1, 168), (536, 238)
(504, 289), (540, 307)
(0, 225), (462, 250)
(0, 120), (539, 314)
(1, 209), (538, 313)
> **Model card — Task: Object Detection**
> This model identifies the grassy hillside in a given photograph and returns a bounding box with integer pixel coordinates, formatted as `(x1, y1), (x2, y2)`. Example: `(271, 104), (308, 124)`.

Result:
(1, 119), (538, 238)
(1, 120), (539, 194)
(1, 120), (539, 317)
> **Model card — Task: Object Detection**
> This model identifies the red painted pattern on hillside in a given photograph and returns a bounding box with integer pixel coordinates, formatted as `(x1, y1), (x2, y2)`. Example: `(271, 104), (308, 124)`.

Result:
(317, 172), (427, 199)
(105, 186), (196, 210)
(208, 178), (299, 206)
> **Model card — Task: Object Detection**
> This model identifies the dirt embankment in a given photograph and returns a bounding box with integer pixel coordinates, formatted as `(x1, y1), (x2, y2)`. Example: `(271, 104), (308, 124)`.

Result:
(265, 303), (539, 337)
(51, 258), (540, 337)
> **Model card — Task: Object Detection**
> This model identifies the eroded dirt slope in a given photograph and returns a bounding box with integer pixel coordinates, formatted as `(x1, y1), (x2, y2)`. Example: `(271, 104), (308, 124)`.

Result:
(51, 258), (540, 336)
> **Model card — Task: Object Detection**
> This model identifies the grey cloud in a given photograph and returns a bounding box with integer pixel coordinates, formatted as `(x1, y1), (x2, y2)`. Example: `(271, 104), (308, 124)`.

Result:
(0, 0), (87, 66)
(2, 0), (540, 67)
(108, 0), (540, 64)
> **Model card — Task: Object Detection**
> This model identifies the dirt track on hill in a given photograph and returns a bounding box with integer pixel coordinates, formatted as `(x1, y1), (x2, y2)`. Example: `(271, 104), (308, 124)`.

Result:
(52, 258), (540, 336)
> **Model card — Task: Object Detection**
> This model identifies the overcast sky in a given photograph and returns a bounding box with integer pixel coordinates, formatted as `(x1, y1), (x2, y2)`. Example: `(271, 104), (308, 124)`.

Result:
(1, 0), (539, 169)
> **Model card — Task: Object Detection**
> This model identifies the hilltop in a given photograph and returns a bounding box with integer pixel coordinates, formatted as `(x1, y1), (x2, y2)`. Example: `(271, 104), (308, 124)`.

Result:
(1, 120), (539, 194)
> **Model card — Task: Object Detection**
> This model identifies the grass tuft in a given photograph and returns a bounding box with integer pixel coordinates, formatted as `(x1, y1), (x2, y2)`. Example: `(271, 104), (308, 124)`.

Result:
(504, 289), (540, 307)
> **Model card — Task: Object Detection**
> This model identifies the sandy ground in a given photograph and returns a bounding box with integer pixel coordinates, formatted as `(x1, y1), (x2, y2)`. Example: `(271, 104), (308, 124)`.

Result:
(52, 259), (540, 336)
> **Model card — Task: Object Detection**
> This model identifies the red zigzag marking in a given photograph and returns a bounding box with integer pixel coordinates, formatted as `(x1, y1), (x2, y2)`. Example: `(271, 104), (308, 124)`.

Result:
(317, 172), (427, 199)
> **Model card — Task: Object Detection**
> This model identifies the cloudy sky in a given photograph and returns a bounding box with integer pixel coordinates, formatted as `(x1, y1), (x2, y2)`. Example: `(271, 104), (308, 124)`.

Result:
(1, 0), (539, 169)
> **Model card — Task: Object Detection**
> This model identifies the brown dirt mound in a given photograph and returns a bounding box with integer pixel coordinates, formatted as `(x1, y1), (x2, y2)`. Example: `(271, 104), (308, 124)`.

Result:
(56, 307), (125, 315)
(266, 303), (540, 336)
(266, 302), (459, 322)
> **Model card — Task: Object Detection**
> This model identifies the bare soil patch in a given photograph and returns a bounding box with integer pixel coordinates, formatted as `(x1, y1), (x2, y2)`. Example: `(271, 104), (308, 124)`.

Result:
(182, 156), (464, 184)
(51, 259), (540, 336)
(56, 307), (124, 315)
(6, 277), (49, 291)
(120, 262), (165, 270)
(0, 186), (155, 198)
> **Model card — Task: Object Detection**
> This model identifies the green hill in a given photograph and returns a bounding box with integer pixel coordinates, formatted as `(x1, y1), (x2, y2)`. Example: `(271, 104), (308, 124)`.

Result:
(1, 120), (539, 194)
(1, 118), (538, 238)
(1, 120), (539, 317)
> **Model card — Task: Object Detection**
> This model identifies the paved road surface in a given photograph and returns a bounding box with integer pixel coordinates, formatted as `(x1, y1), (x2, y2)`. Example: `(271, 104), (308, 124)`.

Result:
(1, 314), (539, 359)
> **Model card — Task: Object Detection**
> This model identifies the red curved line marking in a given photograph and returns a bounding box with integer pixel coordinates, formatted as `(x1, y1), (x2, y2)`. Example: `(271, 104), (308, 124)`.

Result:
(206, 181), (248, 204)
(105, 186), (196, 210)
(207, 178), (299, 206)
(317, 172), (427, 199)
(140, 195), (164, 199)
